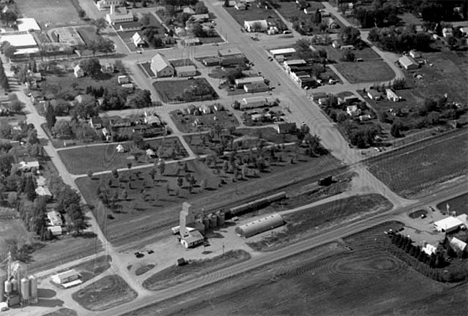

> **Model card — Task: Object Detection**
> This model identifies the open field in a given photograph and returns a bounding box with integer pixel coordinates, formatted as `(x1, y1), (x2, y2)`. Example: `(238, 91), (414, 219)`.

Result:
(248, 194), (392, 251)
(153, 78), (218, 103)
(334, 60), (395, 83)
(58, 137), (187, 175)
(72, 275), (137, 311)
(15, 0), (83, 28)
(79, 154), (342, 245)
(437, 193), (468, 215)
(142, 250), (251, 291)
(126, 222), (467, 316)
(367, 129), (468, 198)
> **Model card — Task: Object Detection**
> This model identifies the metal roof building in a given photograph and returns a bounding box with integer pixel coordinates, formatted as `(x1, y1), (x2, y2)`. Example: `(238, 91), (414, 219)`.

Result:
(434, 216), (465, 233)
(399, 55), (419, 70)
(269, 48), (296, 57)
(235, 213), (284, 238)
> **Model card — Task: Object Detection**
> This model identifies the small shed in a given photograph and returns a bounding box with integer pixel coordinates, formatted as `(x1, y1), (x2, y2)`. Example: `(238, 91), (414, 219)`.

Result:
(47, 226), (63, 236)
(146, 148), (156, 158)
(116, 144), (125, 153)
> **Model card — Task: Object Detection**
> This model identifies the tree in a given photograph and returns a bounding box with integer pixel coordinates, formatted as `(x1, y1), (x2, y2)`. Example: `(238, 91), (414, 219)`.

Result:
(157, 159), (166, 175)
(79, 58), (101, 78)
(390, 120), (403, 138)
(192, 22), (206, 38)
(127, 89), (152, 108)
(9, 100), (24, 113)
(56, 186), (81, 213)
(224, 0), (230, 7)
(87, 170), (93, 179)
(91, 18), (108, 34)
(339, 26), (361, 45)
(66, 203), (88, 235)
(341, 48), (355, 62)
(1, 11), (17, 26)
(3, 44), (17, 59)
(121, 189), (128, 201)
(96, 39), (115, 55)
(141, 14), (151, 26)
(313, 9), (322, 25)
(24, 176), (36, 201)
(195, 2), (209, 14)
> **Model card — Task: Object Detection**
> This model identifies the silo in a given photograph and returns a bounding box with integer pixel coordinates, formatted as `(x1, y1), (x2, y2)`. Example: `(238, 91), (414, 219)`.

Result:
(20, 278), (30, 300)
(203, 217), (210, 231)
(209, 214), (217, 228)
(4, 280), (12, 294)
(0, 268), (7, 302)
(217, 211), (225, 226)
(11, 278), (18, 292)
(29, 275), (38, 301)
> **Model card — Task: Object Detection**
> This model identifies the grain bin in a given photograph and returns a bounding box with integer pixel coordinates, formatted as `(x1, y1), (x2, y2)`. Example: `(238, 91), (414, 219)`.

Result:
(11, 278), (18, 292)
(217, 211), (225, 226)
(209, 214), (217, 228)
(29, 275), (38, 302)
(4, 280), (12, 294)
(0, 268), (7, 302)
(20, 278), (29, 300)
(203, 217), (210, 231)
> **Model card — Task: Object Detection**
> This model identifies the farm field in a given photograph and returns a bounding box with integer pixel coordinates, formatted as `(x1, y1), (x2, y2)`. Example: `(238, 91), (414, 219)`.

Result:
(334, 60), (395, 83)
(126, 222), (468, 316)
(72, 275), (137, 311)
(367, 129), (468, 198)
(79, 154), (342, 245)
(58, 137), (187, 175)
(142, 250), (251, 291)
(153, 78), (218, 103)
(248, 194), (392, 251)
(15, 0), (83, 28)
(437, 193), (468, 215)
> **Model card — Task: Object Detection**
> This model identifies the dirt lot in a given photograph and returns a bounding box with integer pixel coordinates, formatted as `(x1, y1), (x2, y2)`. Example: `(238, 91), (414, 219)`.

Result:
(58, 137), (187, 175)
(367, 129), (468, 198)
(15, 0), (83, 28)
(142, 250), (251, 291)
(72, 275), (137, 311)
(125, 222), (468, 316)
(334, 60), (395, 83)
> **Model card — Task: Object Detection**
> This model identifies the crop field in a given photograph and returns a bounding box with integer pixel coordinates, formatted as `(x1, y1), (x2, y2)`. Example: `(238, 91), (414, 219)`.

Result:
(128, 222), (467, 316)
(437, 193), (468, 215)
(153, 79), (218, 103)
(334, 60), (395, 83)
(15, 0), (82, 28)
(72, 275), (137, 311)
(248, 194), (392, 251)
(80, 153), (342, 246)
(58, 137), (187, 175)
(367, 129), (468, 198)
(142, 250), (251, 291)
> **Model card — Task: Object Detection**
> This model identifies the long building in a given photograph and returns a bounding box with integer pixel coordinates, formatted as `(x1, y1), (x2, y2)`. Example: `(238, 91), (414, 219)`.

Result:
(235, 213), (285, 238)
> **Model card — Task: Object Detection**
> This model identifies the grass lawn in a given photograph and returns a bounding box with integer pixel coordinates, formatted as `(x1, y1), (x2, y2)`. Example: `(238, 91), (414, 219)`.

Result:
(199, 35), (225, 44)
(72, 275), (137, 311)
(224, 6), (284, 29)
(139, 62), (155, 77)
(437, 193), (468, 215)
(77, 27), (104, 47)
(43, 308), (78, 316)
(319, 44), (381, 62)
(169, 59), (195, 68)
(58, 136), (187, 175)
(153, 78), (218, 103)
(248, 194), (392, 251)
(334, 60), (395, 83)
(115, 31), (140, 52)
(132, 222), (468, 316)
(275, 1), (323, 21)
(142, 250), (251, 291)
(171, 109), (239, 133)
(15, 0), (82, 28)
(367, 129), (468, 198)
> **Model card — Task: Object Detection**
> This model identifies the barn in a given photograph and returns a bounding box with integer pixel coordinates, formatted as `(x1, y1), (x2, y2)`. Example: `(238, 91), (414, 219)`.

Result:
(235, 213), (285, 238)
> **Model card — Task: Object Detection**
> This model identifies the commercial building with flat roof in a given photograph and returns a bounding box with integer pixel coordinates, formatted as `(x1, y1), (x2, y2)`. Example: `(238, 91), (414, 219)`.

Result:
(0, 33), (37, 48)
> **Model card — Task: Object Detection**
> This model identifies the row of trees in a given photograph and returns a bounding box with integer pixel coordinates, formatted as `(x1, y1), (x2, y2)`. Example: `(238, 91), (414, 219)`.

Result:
(368, 27), (432, 52)
(0, 58), (10, 91)
(353, 3), (400, 28)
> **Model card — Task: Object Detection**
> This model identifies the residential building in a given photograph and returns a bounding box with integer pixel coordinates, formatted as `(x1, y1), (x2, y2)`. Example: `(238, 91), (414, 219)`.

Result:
(190, 14), (209, 23)
(386, 89), (400, 102)
(89, 117), (103, 129)
(182, 7), (196, 15)
(442, 27), (453, 38)
(146, 148), (156, 158)
(101, 63), (114, 74)
(274, 122), (297, 134)
(409, 50), (421, 58)
(144, 111), (162, 126)
(117, 75), (129, 84)
(73, 64), (84, 78)
(202, 57), (220, 66)
(367, 90), (382, 100)
(36, 186), (52, 198)
(199, 104), (214, 114)
(175, 65), (197, 77)
(150, 53), (174, 77)
(187, 104), (197, 115)
(116, 144), (125, 153)
(106, 5), (133, 25)
(450, 237), (467, 253)
(244, 20), (268, 32)
(110, 117), (131, 128)
(18, 160), (40, 171)
(132, 32), (146, 47)
(235, 2), (246, 10)
(399, 55), (419, 70)
(96, 0), (125, 10)
(346, 105), (361, 116)
(422, 242), (437, 256)
(47, 211), (63, 226)
(115, 21), (142, 32)
(48, 226), (63, 236)
(332, 41), (341, 49)
(182, 37), (200, 46)
(214, 103), (224, 111)
(325, 17), (339, 29)
(174, 26), (187, 37)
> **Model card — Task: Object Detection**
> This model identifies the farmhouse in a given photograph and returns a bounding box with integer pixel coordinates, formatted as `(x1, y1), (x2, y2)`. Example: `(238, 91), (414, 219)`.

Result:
(244, 20), (268, 33)
(116, 144), (125, 153)
(96, 0), (125, 10)
(399, 55), (419, 70)
(434, 216), (465, 233)
(16, 18), (41, 32)
(235, 213), (285, 238)
(175, 65), (197, 77)
(269, 48), (296, 58)
(234, 76), (264, 88)
(235, 2), (246, 10)
(106, 5), (134, 25)
(199, 104), (213, 114)
(47, 211), (63, 226)
(244, 82), (269, 93)
(422, 242), (437, 256)
(274, 122), (297, 134)
(442, 27), (453, 38)
(450, 237), (467, 252)
(144, 111), (162, 126)
(386, 89), (400, 102)
(132, 32), (146, 47)
(74, 64), (84, 78)
(367, 90), (382, 100)
(35, 186), (52, 198)
(151, 53), (175, 78)
(346, 105), (361, 116)
(409, 50), (421, 58)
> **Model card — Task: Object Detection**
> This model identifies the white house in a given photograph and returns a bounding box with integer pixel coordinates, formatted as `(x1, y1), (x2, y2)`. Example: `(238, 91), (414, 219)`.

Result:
(116, 144), (125, 153)
(74, 64), (84, 78)
(235, 2), (246, 10)
(150, 53), (174, 78)
(244, 20), (268, 32)
(346, 105), (361, 116)
(47, 210), (63, 226)
(386, 89), (400, 102)
(422, 243), (437, 256)
(442, 27), (453, 38)
(409, 50), (421, 58)
(18, 160), (40, 171)
(367, 90), (382, 100)
(106, 5), (133, 25)
(332, 41), (341, 49)
(36, 186), (52, 198)
(132, 32), (145, 47)
(450, 237), (467, 252)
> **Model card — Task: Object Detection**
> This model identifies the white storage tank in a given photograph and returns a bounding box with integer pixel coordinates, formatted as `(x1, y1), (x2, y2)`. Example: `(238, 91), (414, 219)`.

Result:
(21, 278), (30, 300)
(0, 268), (7, 302)
(203, 217), (210, 231)
(29, 275), (38, 301)
(4, 280), (12, 294)
(209, 214), (217, 228)
(11, 278), (18, 292)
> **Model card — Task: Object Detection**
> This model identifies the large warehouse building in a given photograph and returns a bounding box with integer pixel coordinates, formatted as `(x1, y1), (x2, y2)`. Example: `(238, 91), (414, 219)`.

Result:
(235, 213), (285, 238)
